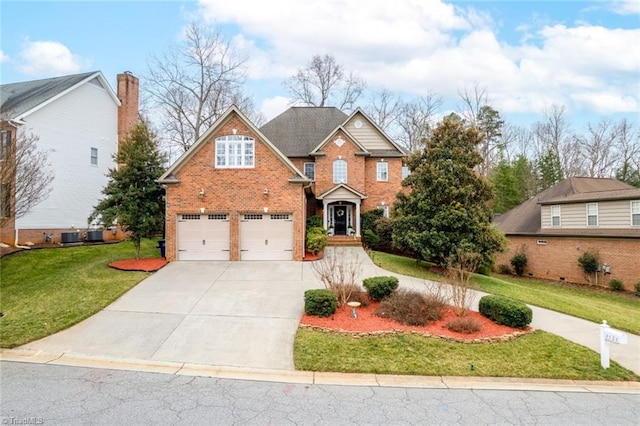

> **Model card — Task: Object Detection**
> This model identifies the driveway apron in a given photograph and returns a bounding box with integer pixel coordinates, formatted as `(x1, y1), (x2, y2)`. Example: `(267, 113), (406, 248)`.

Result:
(21, 261), (320, 370)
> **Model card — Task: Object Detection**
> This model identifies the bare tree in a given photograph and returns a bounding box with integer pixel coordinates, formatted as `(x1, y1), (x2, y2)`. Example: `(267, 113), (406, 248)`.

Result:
(614, 118), (640, 184)
(311, 247), (363, 306)
(446, 248), (479, 317)
(575, 118), (620, 178)
(0, 126), (54, 228)
(394, 93), (442, 152)
(284, 54), (365, 112)
(145, 24), (262, 153)
(363, 88), (402, 132)
(501, 123), (535, 161)
(457, 83), (488, 126)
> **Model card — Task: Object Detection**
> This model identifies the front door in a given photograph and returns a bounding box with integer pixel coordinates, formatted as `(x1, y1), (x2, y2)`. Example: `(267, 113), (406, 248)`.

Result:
(334, 206), (347, 235)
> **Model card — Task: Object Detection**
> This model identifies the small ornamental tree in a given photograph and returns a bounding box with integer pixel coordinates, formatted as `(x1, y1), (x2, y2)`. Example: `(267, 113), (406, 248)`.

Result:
(578, 250), (600, 285)
(89, 123), (166, 259)
(393, 115), (506, 266)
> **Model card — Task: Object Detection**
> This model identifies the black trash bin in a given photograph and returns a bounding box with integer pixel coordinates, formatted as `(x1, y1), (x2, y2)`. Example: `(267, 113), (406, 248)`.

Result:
(157, 239), (166, 258)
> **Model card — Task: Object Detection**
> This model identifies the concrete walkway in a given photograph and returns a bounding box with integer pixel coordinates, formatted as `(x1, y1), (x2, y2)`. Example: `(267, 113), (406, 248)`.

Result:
(5, 246), (639, 383)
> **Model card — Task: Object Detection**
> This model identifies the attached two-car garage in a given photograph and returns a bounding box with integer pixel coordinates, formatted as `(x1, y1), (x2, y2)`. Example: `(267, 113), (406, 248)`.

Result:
(176, 213), (293, 261)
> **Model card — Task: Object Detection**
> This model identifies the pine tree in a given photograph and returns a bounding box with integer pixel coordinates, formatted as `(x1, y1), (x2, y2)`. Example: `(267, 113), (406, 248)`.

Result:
(89, 123), (166, 259)
(393, 116), (506, 267)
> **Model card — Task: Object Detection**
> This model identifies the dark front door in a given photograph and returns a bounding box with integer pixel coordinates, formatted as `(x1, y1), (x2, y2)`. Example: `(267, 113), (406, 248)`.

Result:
(334, 206), (347, 235)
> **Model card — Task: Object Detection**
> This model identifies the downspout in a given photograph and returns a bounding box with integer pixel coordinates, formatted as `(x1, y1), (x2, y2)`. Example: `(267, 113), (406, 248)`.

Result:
(14, 229), (30, 250)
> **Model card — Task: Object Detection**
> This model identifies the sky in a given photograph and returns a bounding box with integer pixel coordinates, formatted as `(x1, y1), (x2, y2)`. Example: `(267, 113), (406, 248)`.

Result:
(1, 0), (639, 130)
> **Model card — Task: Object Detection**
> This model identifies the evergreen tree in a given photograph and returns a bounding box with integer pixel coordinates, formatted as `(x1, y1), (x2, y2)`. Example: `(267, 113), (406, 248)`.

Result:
(393, 116), (506, 267)
(89, 123), (166, 259)
(490, 157), (520, 214)
(616, 161), (640, 188)
(537, 149), (564, 191)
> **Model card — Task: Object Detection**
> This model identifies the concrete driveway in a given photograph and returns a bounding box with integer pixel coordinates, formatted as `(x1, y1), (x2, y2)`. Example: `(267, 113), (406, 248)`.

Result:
(22, 261), (321, 370)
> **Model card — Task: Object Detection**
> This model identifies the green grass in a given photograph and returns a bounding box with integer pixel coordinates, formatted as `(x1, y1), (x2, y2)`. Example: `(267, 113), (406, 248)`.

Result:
(0, 239), (159, 348)
(295, 329), (639, 381)
(369, 251), (640, 335)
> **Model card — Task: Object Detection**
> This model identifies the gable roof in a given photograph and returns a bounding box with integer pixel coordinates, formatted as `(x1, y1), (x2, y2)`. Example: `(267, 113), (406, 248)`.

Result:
(344, 108), (409, 156)
(495, 177), (635, 235)
(158, 105), (308, 184)
(0, 71), (120, 121)
(316, 183), (367, 200)
(260, 107), (348, 157)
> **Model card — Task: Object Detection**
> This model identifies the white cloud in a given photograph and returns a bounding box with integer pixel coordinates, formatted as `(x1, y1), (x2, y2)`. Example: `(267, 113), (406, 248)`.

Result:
(0, 50), (9, 63)
(197, 0), (640, 117)
(609, 0), (640, 15)
(260, 96), (292, 121)
(18, 40), (90, 77)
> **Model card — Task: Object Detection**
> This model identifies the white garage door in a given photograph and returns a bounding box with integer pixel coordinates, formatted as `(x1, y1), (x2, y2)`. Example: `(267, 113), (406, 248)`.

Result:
(177, 214), (230, 260)
(240, 213), (293, 260)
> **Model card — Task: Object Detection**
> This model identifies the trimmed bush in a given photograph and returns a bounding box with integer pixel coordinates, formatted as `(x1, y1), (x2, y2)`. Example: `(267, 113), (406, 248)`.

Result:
(446, 316), (482, 334)
(510, 252), (528, 276)
(363, 276), (399, 301)
(374, 217), (394, 252)
(304, 289), (337, 317)
(498, 264), (512, 275)
(478, 295), (532, 329)
(376, 289), (444, 326)
(363, 229), (379, 249)
(578, 250), (599, 275)
(634, 282), (640, 297)
(306, 215), (322, 230)
(608, 279), (624, 292)
(306, 226), (328, 254)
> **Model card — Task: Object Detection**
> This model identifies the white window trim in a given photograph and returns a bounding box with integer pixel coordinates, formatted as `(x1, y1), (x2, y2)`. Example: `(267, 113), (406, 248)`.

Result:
(304, 162), (316, 181)
(551, 205), (561, 227)
(586, 202), (598, 227)
(631, 200), (640, 226)
(378, 204), (389, 218)
(215, 135), (255, 168)
(402, 166), (410, 179)
(377, 162), (388, 182)
(90, 147), (98, 166)
(333, 159), (347, 184)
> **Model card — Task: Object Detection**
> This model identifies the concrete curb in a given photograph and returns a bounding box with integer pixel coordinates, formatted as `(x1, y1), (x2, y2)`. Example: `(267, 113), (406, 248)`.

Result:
(2, 348), (638, 394)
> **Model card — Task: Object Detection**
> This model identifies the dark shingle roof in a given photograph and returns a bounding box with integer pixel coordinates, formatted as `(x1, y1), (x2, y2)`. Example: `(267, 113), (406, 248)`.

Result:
(260, 107), (348, 157)
(494, 177), (635, 235)
(1, 71), (98, 118)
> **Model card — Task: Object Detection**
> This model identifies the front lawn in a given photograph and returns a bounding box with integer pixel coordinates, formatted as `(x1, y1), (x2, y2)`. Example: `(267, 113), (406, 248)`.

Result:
(369, 251), (640, 335)
(294, 329), (639, 381)
(0, 239), (159, 348)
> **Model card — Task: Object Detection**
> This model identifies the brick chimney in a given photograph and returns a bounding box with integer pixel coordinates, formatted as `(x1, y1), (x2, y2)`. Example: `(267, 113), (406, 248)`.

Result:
(117, 71), (139, 148)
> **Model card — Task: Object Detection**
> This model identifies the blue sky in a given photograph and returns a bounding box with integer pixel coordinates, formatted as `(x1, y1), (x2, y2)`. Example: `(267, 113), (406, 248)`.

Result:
(1, 0), (639, 129)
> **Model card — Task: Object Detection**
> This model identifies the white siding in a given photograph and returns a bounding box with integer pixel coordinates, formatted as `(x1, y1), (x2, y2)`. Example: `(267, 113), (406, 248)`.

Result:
(15, 80), (118, 229)
(541, 200), (640, 229)
(345, 114), (395, 151)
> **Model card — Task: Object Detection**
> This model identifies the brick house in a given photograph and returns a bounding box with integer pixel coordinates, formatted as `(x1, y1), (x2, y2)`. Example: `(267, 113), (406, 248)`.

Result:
(494, 177), (640, 290)
(158, 106), (407, 261)
(0, 71), (139, 245)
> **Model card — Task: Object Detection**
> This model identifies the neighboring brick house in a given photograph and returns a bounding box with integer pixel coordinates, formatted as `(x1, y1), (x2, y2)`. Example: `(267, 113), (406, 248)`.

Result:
(494, 177), (640, 290)
(158, 106), (407, 261)
(0, 71), (139, 245)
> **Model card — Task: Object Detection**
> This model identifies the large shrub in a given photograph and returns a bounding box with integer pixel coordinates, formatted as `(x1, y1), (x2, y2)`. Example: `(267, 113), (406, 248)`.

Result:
(304, 289), (337, 317)
(306, 226), (328, 254)
(634, 282), (640, 297)
(376, 289), (444, 326)
(373, 217), (394, 252)
(510, 252), (528, 276)
(578, 250), (599, 275)
(478, 295), (532, 329)
(361, 209), (384, 234)
(306, 215), (322, 230)
(363, 276), (399, 301)
(363, 229), (379, 249)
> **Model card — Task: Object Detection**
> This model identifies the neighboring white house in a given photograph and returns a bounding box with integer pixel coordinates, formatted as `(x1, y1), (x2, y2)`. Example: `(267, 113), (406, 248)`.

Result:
(0, 71), (122, 244)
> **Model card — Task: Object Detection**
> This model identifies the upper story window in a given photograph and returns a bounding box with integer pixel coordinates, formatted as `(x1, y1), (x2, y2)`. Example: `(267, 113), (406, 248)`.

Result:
(0, 130), (12, 161)
(551, 205), (561, 227)
(333, 159), (347, 183)
(304, 162), (315, 181)
(586, 203), (598, 226)
(215, 135), (254, 168)
(90, 147), (98, 165)
(632, 200), (640, 226)
(402, 166), (410, 179)
(377, 162), (388, 181)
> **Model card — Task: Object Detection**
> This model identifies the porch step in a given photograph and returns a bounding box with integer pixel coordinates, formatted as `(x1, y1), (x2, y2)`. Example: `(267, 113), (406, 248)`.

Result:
(327, 235), (362, 247)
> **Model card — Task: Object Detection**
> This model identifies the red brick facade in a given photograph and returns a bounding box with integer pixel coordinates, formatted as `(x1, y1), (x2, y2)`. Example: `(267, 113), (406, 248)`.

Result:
(163, 113), (306, 261)
(495, 236), (640, 291)
(117, 72), (139, 145)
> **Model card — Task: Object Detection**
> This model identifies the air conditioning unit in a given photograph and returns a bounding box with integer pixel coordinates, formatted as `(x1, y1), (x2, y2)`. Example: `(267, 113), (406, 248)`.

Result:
(85, 230), (103, 242)
(61, 232), (80, 243)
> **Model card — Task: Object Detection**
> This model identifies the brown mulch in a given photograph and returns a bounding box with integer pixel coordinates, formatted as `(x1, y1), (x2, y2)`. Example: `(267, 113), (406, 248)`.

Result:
(300, 301), (532, 342)
(303, 251), (323, 261)
(109, 258), (168, 272)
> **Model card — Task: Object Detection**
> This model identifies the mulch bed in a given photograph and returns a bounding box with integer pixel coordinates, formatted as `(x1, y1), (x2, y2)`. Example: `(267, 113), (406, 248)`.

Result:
(303, 251), (323, 261)
(109, 258), (168, 272)
(300, 301), (532, 343)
